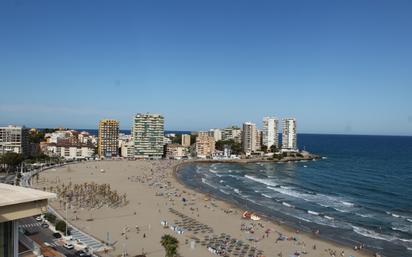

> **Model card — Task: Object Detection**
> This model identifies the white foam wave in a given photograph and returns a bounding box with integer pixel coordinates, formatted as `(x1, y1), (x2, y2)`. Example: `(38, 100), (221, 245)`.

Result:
(392, 226), (410, 233)
(201, 178), (218, 189)
(308, 210), (319, 216)
(244, 175), (278, 187)
(266, 186), (354, 212)
(219, 189), (230, 195)
(282, 202), (294, 208)
(261, 193), (272, 199)
(352, 226), (397, 242)
(324, 215), (334, 220)
(407, 219), (412, 223)
(234, 188), (241, 194)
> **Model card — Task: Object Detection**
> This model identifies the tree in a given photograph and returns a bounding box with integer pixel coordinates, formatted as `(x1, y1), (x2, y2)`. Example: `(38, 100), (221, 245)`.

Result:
(55, 220), (70, 235)
(215, 139), (242, 155)
(44, 212), (57, 224)
(0, 152), (23, 174)
(270, 145), (279, 153)
(160, 234), (179, 257)
(261, 145), (268, 153)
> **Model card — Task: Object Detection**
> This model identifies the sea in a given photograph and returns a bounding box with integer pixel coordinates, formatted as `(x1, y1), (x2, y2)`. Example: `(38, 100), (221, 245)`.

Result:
(177, 134), (412, 257)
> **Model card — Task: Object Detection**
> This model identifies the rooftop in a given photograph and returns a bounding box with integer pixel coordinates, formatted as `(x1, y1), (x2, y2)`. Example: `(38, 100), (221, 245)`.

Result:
(0, 183), (55, 207)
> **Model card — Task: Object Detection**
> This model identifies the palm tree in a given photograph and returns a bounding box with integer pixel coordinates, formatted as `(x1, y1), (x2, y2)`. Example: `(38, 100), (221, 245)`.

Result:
(160, 234), (179, 257)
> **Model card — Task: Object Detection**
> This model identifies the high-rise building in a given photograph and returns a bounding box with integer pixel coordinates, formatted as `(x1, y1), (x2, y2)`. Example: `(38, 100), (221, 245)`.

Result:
(222, 126), (242, 144)
(242, 122), (257, 155)
(98, 119), (119, 157)
(209, 128), (222, 142)
(282, 118), (297, 151)
(262, 117), (279, 151)
(132, 113), (164, 158)
(0, 125), (29, 157)
(181, 134), (191, 147)
(255, 129), (262, 150)
(195, 131), (215, 158)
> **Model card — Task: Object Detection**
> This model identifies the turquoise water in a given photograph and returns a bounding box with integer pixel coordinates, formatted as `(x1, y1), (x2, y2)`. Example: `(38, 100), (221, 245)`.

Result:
(177, 134), (412, 257)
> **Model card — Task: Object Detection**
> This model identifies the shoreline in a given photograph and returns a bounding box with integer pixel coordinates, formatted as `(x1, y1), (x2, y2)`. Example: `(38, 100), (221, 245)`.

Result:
(35, 160), (372, 257)
(172, 160), (374, 257)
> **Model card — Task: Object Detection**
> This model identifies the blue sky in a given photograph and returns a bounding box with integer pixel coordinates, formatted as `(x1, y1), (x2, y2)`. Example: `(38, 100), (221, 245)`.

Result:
(0, 0), (411, 135)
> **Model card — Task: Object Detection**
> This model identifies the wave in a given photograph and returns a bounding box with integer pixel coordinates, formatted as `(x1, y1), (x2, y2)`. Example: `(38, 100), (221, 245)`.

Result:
(219, 189), (230, 195)
(407, 219), (412, 223)
(282, 202), (294, 208)
(352, 226), (398, 242)
(392, 226), (411, 233)
(308, 210), (319, 216)
(201, 178), (218, 189)
(261, 193), (272, 199)
(244, 175), (278, 187)
(324, 215), (334, 220)
(266, 186), (355, 212)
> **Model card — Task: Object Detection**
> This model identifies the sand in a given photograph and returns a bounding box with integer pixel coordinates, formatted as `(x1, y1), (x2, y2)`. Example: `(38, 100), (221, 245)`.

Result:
(33, 160), (372, 257)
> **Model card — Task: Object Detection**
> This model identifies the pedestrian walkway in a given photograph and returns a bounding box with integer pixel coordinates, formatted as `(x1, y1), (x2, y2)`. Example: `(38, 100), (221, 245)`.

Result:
(19, 222), (43, 228)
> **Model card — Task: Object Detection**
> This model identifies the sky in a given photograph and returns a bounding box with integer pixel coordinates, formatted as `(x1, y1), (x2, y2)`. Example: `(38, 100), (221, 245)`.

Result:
(0, 0), (411, 135)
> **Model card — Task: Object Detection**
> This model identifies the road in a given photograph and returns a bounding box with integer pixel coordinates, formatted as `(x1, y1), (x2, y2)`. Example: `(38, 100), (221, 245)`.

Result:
(19, 217), (78, 257)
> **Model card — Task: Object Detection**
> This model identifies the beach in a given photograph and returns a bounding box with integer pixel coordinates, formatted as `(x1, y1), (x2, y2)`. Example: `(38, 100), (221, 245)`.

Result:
(33, 160), (371, 257)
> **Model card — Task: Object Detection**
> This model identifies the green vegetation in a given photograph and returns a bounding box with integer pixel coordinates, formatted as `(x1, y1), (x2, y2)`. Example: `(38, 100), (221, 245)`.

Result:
(215, 139), (242, 155)
(44, 212), (57, 224)
(160, 234), (179, 257)
(55, 220), (70, 235)
(270, 144), (279, 153)
(0, 152), (24, 174)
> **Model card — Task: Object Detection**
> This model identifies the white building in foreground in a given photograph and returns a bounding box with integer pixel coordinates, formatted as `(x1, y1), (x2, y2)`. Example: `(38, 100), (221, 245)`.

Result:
(242, 122), (257, 155)
(282, 118), (297, 151)
(0, 183), (55, 257)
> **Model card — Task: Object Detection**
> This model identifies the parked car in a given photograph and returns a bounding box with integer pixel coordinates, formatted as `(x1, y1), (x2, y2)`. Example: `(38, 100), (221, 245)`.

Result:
(63, 243), (74, 249)
(35, 216), (42, 222)
(52, 232), (62, 238)
(41, 223), (49, 228)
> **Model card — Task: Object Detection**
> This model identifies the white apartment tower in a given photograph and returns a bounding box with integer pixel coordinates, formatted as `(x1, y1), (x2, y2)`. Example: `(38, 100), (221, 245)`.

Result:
(132, 113), (164, 159)
(0, 125), (29, 157)
(262, 117), (279, 150)
(242, 122), (257, 155)
(282, 118), (297, 151)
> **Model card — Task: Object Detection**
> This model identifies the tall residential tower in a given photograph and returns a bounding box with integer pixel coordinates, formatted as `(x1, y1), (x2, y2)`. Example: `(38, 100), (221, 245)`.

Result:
(98, 119), (119, 157)
(242, 122), (257, 155)
(282, 118), (297, 151)
(132, 113), (164, 158)
(262, 117), (279, 151)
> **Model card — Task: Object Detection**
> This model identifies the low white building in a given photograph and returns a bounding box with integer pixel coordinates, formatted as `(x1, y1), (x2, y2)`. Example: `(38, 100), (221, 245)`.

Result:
(43, 139), (95, 160)
(120, 140), (135, 158)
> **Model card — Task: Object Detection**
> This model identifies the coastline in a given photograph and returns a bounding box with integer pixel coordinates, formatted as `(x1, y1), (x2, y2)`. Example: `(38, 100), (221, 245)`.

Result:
(172, 160), (373, 257)
(35, 160), (372, 257)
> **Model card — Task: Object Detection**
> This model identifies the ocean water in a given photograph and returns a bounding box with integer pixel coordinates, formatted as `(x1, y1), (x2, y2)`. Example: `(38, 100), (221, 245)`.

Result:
(177, 134), (412, 257)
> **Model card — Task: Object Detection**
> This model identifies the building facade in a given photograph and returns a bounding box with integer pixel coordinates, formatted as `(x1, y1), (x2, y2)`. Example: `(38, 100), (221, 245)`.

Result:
(98, 119), (119, 158)
(181, 134), (191, 147)
(132, 113), (164, 159)
(282, 118), (297, 151)
(43, 139), (95, 160)
(262, 117), (279, 150)
(195, 132), (215, 158)
(222, 126), (242, 144)
(0, 184), (55, 257)
(0, 125), (29, 157)
(165, 144), (188, 159)
(208, 128), (222, 142)
(242, 122), (257, 155)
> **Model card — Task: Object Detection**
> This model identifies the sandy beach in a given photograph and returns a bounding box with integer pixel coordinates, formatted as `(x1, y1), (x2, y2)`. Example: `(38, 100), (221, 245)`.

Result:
(33, 160), (371, 257)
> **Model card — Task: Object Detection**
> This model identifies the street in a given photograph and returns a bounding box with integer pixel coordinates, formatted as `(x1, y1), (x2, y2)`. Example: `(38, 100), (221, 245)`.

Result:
(19, 217), (77, 257)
